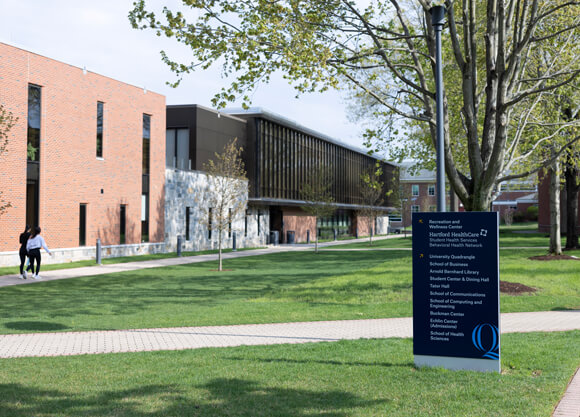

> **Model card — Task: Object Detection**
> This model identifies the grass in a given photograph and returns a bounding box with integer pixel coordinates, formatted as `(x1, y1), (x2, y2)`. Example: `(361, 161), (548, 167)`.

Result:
(0, 247), (263, 277)
(0, 331), (579, 416)
(328, 223), (554, 249)
(0, 248), (578, 334)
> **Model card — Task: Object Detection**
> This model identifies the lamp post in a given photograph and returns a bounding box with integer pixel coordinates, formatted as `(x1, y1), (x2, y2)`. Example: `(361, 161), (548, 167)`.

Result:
(431, 5), (446, 212)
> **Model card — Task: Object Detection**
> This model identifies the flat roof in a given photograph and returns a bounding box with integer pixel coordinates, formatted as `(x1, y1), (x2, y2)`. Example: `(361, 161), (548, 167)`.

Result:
(224, 107), (398, 167)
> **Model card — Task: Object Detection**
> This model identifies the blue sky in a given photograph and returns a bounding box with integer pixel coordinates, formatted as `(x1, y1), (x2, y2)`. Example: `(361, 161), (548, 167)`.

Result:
(0, 0), (367, 150)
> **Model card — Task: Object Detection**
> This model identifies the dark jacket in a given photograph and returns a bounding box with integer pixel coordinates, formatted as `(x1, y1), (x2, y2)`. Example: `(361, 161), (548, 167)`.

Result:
(19, 232), (31, 252)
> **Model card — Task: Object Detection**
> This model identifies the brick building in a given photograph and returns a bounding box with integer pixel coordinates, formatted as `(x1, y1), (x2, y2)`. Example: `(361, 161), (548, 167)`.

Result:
(393, 163), (439, 228)
(538, 171), (580, 234)
(0, 43), (166, 265)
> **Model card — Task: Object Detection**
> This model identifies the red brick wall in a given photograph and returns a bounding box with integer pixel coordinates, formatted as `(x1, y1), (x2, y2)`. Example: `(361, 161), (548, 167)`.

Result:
(400, 182), (438, 226)
(0, 43), (165, 251)
(538, 171), (580, 234)
(354, 215), (371, 236)
(282, 208), (316, 243)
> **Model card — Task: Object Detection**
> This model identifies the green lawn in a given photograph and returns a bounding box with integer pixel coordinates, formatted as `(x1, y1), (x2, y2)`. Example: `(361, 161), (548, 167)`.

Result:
(329, 223), (554, 249)
(0, 331), (578, 416)
(0, 249), (578, 334)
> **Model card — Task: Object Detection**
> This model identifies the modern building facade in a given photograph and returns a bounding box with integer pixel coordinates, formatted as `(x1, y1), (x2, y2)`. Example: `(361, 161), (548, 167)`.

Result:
(166, 105), (398, 247)
(0, 43), (399, 266)
(0, 43), (166, 265)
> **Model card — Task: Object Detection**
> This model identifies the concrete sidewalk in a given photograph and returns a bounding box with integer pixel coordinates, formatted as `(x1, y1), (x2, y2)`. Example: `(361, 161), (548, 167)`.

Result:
(0, 235), (401, 288)
(0, 311), (579, 416)
(1, 311), (578, 358)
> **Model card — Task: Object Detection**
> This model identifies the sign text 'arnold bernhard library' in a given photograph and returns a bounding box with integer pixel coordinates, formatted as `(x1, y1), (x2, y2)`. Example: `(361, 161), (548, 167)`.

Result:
(412, 212), (500, 373)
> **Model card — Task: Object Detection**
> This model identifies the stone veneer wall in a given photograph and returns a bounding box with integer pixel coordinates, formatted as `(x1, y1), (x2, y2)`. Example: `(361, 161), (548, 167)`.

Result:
(0, 242), (166, 268)
(165, 169), (269, 251)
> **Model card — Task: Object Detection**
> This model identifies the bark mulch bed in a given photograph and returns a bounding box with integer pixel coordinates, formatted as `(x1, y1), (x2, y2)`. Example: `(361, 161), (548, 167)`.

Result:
(529, 254), (580, 261)
(500, 281), (537, 295)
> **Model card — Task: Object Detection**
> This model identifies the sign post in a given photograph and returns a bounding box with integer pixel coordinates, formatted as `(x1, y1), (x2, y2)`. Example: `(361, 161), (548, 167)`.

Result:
(412, 212), (500, 372)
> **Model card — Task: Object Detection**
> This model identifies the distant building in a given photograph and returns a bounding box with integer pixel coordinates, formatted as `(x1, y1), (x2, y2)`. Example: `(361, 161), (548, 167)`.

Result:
(394, 163), (439, 228)
(538, 171), (580, 234)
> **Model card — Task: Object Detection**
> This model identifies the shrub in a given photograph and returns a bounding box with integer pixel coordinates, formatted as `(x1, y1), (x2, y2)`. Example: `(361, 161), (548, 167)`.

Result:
(526, 205), (539, 221)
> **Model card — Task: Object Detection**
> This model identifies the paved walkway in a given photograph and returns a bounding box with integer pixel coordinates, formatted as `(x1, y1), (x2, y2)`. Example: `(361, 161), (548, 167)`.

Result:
(0, 238), (578, 415)
(0, 311), (579, 416)
(0, 235), (405, 287)
(1, 311), (578, 358)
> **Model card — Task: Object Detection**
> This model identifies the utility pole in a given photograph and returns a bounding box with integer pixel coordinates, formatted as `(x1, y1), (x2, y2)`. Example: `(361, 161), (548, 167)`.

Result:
(431, 5), (446, 212)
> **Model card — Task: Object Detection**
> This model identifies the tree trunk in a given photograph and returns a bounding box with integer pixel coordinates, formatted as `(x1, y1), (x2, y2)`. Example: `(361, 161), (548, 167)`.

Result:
(369, 218), (373, 246)
(218, 230), (223, 271)
(315, 222), (319, 253)
(549, 154), (562, 255)
(565, 162), (579, 249)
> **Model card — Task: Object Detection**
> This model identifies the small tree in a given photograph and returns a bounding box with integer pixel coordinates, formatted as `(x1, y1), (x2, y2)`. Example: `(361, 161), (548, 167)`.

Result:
(197, 139), (248, 271)
(358, 165), (387, 246)
(300, 166), (336, 253)
(502, 208), (515, 227)
(0, 105), (17, 217)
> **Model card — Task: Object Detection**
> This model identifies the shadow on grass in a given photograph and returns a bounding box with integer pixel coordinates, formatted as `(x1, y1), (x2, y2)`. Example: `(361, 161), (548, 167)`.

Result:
(0, 378), (384, 416)
(4, 321), (70, 331)
(226, 355), (415, 369)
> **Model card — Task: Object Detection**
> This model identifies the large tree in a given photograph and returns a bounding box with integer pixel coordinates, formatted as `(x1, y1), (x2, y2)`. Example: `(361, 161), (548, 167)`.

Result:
(130, 0), (580, 211)
(0, 105), (17, 217)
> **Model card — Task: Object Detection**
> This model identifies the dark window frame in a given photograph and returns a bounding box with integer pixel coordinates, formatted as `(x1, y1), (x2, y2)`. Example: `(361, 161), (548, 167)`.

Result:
(96, 101), (104, 158)
(79, 204), (87, 246)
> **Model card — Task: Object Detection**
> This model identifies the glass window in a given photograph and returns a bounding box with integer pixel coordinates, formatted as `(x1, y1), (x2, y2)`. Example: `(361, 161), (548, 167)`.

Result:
(186, 207), (191, 241)
(429, 205), (436, 212)
(96, 102), (104, 158)
(142, 114), (151, 242)
(27, 85), (41, 162)
(412, 185), (419, 196)
(428, 185), (435, 196)
(79, 204), (87, 246)
(142, 114), (151, 174)
(411, 205), (420, 212)
(165, 130), (176, 168)
(165, 128), (189, 169)
(120, 205), (127, 244)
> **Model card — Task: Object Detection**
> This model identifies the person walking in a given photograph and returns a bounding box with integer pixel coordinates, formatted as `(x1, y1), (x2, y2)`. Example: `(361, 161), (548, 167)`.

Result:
(18, 225), (31, 279)
(26, 226), (52, 280)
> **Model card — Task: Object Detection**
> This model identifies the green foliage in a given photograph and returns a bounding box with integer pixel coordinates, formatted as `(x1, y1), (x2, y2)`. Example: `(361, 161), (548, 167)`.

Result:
(127, 0), (580, 211)
(0, 104), (17, 217)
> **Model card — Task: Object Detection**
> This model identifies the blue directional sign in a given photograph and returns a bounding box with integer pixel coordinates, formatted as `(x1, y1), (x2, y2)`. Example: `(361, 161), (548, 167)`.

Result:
(412, 212), (500, 372)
